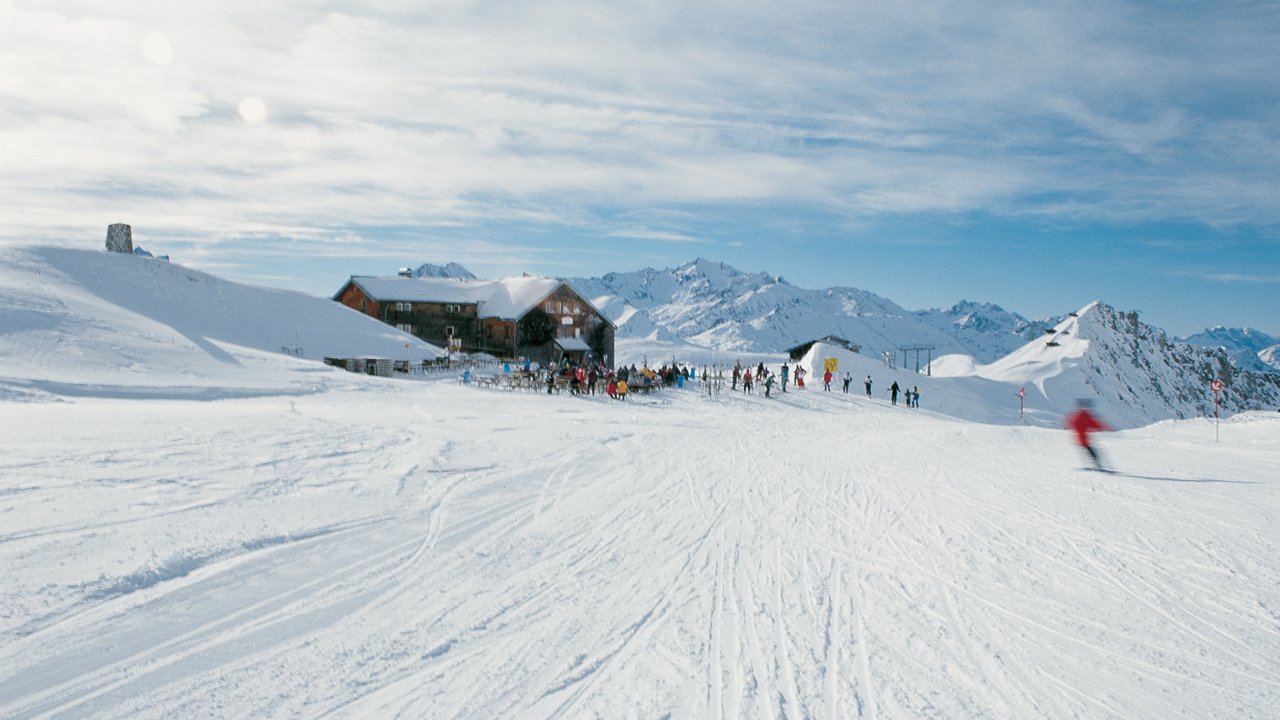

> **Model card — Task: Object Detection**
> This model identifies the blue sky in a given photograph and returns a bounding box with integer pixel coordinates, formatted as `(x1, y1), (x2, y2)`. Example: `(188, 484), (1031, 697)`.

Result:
(1, 0), (1277, 336)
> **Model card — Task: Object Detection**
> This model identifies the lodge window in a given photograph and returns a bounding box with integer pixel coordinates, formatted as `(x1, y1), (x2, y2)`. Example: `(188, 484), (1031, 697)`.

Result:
(396, 323), (412, 333)
(360, 299), (367, 312)
(446, 304), (460, 313)
(396, 302), (411, 312)
(445, 325), (455, 336)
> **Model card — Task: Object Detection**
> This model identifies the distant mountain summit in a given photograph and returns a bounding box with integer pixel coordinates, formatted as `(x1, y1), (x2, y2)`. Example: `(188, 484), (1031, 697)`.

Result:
(913, 301), (1053, 361)
(413, 262), (476, 280)
(1183, 326), (1280, 375)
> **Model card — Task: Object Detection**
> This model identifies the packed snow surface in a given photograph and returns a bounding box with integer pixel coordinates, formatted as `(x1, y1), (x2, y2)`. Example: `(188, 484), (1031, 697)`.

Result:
(3, 247), (1278, 718)
(2, 380), (1278, 718)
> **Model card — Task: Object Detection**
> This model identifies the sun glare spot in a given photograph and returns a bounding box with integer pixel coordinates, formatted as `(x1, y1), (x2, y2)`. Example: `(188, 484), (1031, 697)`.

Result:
(239, 97), (268, 125)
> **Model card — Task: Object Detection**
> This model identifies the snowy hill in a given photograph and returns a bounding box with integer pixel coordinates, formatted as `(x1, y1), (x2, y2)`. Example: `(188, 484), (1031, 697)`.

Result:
(972, 302), (1280, 428)
(570, 258), (1041, 362)
(1183, 326), (1280, 374)
(0, 246), (444, 400)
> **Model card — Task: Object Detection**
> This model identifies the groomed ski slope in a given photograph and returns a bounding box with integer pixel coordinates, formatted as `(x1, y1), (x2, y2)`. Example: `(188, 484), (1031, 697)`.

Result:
(2, 379), (1277, 718)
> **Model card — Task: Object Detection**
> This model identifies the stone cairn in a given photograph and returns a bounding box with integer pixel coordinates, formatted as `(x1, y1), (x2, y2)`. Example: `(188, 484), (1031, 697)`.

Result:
(105, 223), (133, 254)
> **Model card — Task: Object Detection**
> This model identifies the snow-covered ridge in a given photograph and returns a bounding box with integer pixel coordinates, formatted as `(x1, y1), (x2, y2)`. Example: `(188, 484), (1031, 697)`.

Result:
(974, 301), (1280, 427)
(0, 246), (443, 400)
(1183, 326), (1280, 374)
(569, 258), (1047, 361)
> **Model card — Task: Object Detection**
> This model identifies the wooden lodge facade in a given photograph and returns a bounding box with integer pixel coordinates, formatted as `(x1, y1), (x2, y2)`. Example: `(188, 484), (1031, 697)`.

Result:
(333, 273), (616, 366)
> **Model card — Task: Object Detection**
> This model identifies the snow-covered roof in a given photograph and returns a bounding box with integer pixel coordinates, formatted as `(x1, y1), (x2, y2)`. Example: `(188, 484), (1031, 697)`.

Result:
(554, 337), (591, 352)
(345, 276), (565, 319)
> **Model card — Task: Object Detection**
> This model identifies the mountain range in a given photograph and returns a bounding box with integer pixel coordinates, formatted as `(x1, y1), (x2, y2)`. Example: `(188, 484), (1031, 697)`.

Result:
(397, 256), (1275, 426)
(568, 258), (1053, 362)
(1182, 326), (1280, 375)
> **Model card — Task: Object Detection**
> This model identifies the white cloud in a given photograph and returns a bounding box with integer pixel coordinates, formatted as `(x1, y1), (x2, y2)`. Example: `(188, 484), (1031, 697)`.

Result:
(605, 229), (704, 243)
(1, 0), (1277, 263)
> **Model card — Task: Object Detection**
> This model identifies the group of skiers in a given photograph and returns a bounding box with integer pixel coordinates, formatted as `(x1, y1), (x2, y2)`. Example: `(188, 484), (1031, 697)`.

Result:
(478, 354), (1116, 473)
(727, 361), (925, 409)
(887, 380), (921, 408)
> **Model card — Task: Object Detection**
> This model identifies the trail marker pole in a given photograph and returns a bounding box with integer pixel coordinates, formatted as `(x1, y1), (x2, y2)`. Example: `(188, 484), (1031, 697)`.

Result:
(1018, 386), (1026, 423)
(1210, 379), (1225, 442)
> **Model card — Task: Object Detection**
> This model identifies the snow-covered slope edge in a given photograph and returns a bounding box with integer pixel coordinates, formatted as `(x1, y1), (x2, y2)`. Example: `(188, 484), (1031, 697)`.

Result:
(0, 246), (444, 400)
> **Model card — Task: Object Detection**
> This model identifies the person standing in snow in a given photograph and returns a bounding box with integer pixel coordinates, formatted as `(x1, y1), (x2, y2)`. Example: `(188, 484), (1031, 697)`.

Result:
(890, 381), (900, 406)
(912, 386), (920, 408)
(780, 363), (789, 392)
(796, 366), (806, 388)
(732, 364), (740, 390)
(743, 369), (753, 394)
(864, 375), (872, 397)
(823, 369), (833, 391)
(764, 372), (775, 398)
(1065, 399), (1111, 471)
(842, 372), (851, 394)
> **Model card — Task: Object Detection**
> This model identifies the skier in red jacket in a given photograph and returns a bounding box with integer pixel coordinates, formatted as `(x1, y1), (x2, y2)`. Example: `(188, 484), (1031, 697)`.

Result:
(1065, 399), (1111, 471)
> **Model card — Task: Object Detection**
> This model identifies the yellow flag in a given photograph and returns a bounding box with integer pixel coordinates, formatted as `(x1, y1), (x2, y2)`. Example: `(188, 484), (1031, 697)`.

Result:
(824, 357), (838, 372)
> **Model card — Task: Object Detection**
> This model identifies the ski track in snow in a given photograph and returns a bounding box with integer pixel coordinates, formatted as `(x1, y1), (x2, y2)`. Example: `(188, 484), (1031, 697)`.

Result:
(1, 382), (1278, 718)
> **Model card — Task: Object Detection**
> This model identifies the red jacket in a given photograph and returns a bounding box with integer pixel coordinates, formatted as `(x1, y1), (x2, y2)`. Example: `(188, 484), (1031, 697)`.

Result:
(1065, 409), (1109, 446)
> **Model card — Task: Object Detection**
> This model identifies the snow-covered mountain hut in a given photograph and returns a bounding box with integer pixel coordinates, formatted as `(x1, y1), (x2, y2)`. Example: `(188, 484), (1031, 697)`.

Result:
(787, 335), (860, 361)
(333, 274), (616, 366)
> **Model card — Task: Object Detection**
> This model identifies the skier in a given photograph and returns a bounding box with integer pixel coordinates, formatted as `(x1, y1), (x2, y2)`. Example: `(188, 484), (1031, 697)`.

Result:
(842, 372), (852, 394)
(912, 386), (920, 408)
(1065, 399), (1111, 471)
(796, 366), (805, 388)
(780, 363), (789, 392)
(764, 372), (775, 398)
(743, 369), (753, 394)
(864, 375), (872, 398)
(890, 381), (900, 406)
(823, 369), (833, 391)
